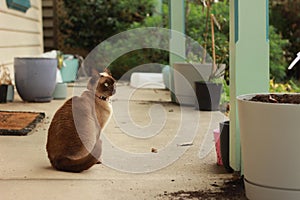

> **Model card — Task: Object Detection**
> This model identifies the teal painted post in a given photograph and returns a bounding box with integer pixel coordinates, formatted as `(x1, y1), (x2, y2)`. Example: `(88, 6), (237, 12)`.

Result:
(229, 0), (269, 171)
(169, 0), (185, 102)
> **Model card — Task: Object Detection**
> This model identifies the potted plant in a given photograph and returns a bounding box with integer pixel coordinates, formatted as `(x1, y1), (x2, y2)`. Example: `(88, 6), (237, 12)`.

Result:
(237, 54), (300, 199)
(173, 61), (213, 106)
(173, 0), (227, 108)
(237, 93), (300, 199)
(194, 65), (224, 111)
(194, 0), (226, 111)
(0, 64), (14, 103)
(52, 51), (67, 100)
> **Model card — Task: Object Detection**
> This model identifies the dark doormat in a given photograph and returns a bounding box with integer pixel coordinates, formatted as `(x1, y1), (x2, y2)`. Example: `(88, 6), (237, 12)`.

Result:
(0, 111), (45, 136)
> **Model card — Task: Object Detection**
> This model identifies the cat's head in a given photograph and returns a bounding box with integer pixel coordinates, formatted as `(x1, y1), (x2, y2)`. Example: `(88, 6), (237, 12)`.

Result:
(87, 68), (116, 100)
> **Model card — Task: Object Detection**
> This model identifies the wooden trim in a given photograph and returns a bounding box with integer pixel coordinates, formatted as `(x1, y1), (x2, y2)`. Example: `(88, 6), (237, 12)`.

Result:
(0, 28), (40, 35)
(0, 44), (41, 48)
(31, 5), (39, 10)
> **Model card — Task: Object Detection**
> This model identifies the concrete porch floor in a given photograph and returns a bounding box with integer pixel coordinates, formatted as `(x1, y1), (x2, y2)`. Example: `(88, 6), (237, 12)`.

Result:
(0, 83), (238, 200)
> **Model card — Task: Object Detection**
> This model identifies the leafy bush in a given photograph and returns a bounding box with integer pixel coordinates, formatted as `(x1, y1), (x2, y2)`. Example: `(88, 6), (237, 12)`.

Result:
(186, 0), (229, 66)
(60, 0), (294, 83)
(270, 1), (300, 78)
(269, 79), (300, 93)
(187, 1), (289, 83)
(108, 49), (169, 80)
(221, 79), (230, 104)
(60, 0), (155, 52)
(269, 25), (290, 82)
(108, 4), (170, 79)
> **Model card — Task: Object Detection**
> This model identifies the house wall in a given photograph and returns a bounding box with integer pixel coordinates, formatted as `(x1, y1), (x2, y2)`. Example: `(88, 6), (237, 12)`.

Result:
(0, 0), (44, 80)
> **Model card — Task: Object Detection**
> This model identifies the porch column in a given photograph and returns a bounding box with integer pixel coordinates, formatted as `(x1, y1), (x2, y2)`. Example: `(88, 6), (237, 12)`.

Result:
(229, 0), (269, 171)
(169, 0), (185, 102)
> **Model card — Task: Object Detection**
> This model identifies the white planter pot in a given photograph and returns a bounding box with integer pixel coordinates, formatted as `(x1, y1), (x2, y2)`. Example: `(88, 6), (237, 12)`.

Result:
(173, 62), (212, 106)
(237, 93), (300, 200)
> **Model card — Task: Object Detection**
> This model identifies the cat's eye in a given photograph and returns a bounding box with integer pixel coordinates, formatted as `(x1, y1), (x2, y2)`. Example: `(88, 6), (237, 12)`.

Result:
(104, 82), (109, 87)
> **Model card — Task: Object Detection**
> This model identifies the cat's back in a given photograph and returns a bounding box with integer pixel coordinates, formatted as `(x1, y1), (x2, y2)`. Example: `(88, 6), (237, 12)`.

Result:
(48, 97), (74, 132)
(46, 97), (80, 158)
(48, 95), (89, 131)
(47, 94), (96, 154)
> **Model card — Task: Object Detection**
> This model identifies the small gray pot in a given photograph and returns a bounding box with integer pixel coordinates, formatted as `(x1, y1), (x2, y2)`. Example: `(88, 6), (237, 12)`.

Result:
(6, 85), (14, 102)
(52, 83), (67, 99)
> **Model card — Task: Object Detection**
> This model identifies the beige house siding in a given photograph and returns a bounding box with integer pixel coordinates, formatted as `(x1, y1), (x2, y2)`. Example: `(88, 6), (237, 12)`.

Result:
(0, 0), (44, 79)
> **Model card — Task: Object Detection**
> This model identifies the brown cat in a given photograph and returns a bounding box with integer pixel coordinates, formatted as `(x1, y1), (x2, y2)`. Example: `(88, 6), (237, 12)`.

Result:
(46, 69), (116, 173)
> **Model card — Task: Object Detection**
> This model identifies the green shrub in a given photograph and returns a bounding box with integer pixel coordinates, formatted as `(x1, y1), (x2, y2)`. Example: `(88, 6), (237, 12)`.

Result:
(60, 0), (293, 82)
(270, 1), (300, 78)
(269, 79), (300, 93)
(108, 4), (170, 79)
(269, 25), (290, 82)
(60, 0), (156, 52)
(186, 0), (229, 66)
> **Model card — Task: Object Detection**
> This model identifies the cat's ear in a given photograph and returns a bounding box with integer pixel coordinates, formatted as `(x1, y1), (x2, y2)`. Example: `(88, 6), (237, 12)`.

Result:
(91, 68), (101, 78)
(87, 68), (101, 90)
(104, 68), (112, 76)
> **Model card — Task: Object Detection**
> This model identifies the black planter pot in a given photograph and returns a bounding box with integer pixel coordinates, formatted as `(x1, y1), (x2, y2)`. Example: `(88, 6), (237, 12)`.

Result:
(0, 84), (8, 103)
(195, 81), (222, 111)
(220, 121), (234, 173)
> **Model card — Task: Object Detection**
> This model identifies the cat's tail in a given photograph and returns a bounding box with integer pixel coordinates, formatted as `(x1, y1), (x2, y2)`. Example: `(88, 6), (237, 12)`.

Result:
(51, 140), (102, 173)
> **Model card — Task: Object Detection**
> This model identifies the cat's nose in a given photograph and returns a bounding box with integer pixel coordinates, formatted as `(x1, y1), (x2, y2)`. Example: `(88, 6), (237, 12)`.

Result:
(112, 89), (116, 95)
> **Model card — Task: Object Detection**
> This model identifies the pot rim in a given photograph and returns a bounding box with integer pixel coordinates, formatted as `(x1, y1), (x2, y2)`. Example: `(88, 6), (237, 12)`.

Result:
(173, 62), (213, 65)
(194, 81), (222, 85)
(237, 93), (300, 106)
(14, 57), (57, 60)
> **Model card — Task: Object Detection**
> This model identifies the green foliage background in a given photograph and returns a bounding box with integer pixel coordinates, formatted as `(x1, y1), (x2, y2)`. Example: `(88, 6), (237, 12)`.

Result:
(60, 0), (155, 52)
(59, 0), (294, 83)
(269, 0), (300, 80)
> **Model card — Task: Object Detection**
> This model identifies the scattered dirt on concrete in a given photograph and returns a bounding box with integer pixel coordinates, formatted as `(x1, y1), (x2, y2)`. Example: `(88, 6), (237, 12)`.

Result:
(250, 94), (300, 104)
(158, 176), (246, 200)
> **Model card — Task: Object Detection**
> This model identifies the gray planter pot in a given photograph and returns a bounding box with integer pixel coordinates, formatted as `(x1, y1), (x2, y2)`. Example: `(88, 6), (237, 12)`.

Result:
(14, 57), (57, 102)
(173, 62), (212, 106)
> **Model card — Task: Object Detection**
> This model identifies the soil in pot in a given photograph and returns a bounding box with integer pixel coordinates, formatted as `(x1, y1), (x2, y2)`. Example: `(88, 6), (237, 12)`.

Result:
(249, 94), (300, 104)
